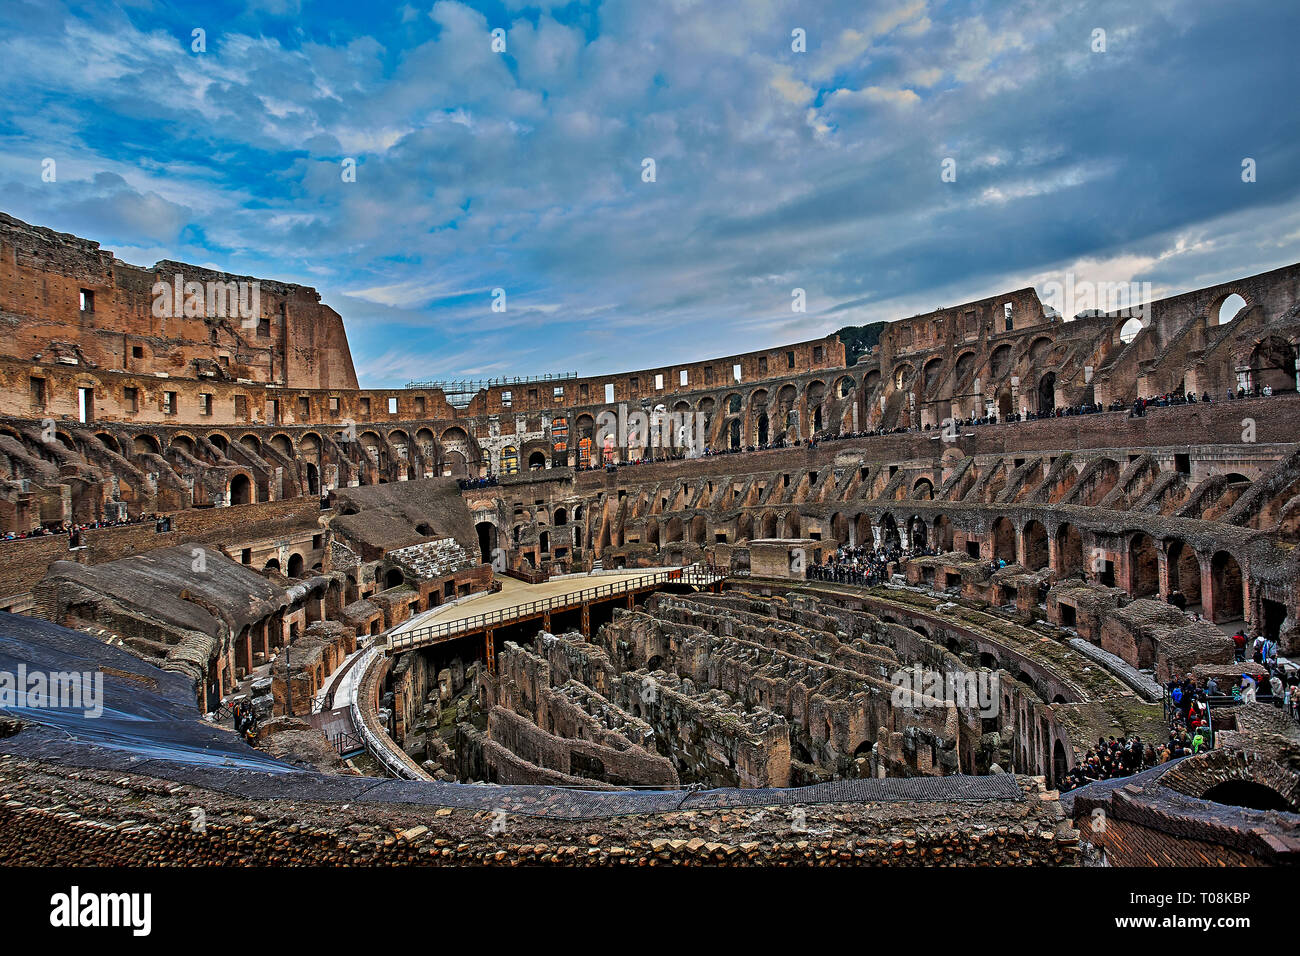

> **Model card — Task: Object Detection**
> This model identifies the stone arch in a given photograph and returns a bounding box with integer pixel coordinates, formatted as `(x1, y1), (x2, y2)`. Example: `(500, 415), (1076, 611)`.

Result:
(806, 380), (827, 433)
(830, 512), (849, 546)
(1037, 371), (1056, 415)
(690, 513), (707, 546)
(906, 515), (927, 549)
(1129, 532), (1159, 598)
(1209, 550), (1245, 623)
(287, 552), (304, 578)
(783, 510), (801, 538)
(476, 521), (498, 565)
(988, 344), (1013, 378)
(954, 351), (976, 382)
(134, 433), (162, 456)
(991, 517), (1015, 564)
(500, 445), (519, 476)
(95, 432), (122, 455)
(878, 513), (900, 550)
(1055, 523), (1084, 577)
(1211, 290), (1251, 326)
(921, 357), (944, 394)
(1165, 538), (1202, 608)
(268, 432), (293, 459)
(1248, 336), (1297, 394)
(1118, 317), (1143, 344)
(932, 514), (954, 552)
(229, 473), (253, 506)
(1022, 520), (1048, 571)
(911, 476), (934, 500)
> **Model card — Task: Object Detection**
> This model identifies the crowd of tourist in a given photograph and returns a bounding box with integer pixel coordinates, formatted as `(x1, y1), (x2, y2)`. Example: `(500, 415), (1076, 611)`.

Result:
(457, 474), (500, 489)
(2, 512), (161, 543)
(1227, 630), (1300, 721)
(807, 543), (940, 587)
(1061, 735), (1159, 792)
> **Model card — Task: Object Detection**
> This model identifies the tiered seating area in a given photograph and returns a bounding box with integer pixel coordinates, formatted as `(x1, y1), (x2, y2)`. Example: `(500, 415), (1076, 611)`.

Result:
(388, 538), (474, 581)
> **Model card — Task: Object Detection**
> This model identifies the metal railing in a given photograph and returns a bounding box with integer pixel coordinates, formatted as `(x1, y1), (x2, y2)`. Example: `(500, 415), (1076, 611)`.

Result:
(387, 564), (727, 652)
(332, 730), (366, 758)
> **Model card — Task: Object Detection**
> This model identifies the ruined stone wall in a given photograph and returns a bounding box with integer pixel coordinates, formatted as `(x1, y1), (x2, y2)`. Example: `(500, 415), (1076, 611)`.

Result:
(0, 756), (1079, 866)
(0, 212), (357, 391)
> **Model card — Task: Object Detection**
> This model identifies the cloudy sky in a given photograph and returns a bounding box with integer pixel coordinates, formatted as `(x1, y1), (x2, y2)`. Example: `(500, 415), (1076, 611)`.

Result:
(1, 0), (1297, 387)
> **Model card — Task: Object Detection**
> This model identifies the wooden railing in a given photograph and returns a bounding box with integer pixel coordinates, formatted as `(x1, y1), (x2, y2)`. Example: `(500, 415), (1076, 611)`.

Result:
(387, 563), (726, 652)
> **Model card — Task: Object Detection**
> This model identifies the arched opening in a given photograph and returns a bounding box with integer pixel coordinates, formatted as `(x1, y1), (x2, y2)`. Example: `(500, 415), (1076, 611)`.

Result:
(476, 521), (498, 565)
(528, 450), (546, 470)
(443, 450), (468, 479)
(263, 558), (281, 573)
(1202, 781), (1292, 812)
(922, 358), (944, 395)
(500, 446), (519, 476)
(762, 512), (778, 538)
(1052, 740), (1068, 790)
(878, 514), (900, 550)
(728, 418), (741, 450)
(134, 434), (161, 456)
(912, 477), (934, 500)
(1166, 539), (1202, 609)
(384, 568), (405, 589)
(830, 512), (849, 547)
(1218, 293), (1247, 325)
(991, 517), (1015, 565)
(932, 515), (954, 552)
(757, 413), (769, 446)
(305, 462), (320, 495)
(1037, 371), (1056, 416)
(1022, 520), (1048, 571)
(1129, 532), (1159, 598)
(783, 510), (801, 538)
(554, 507), (567, 526)
(229, 474), (253, 506)
(1249, 336), (1297, 394)
(907, 515), (927, 549)
(1056, 523), (1084, 577)
(287, 553), (304, 578)
(1118, 317), (1143, 344)
(1209, 551), (1244, 623)
(989, 344), (1012, 378)
(690, 514), (707, 545)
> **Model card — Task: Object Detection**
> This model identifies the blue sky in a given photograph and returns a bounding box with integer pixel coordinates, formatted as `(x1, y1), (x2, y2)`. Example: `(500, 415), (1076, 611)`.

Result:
(1, 0), (1297, 387)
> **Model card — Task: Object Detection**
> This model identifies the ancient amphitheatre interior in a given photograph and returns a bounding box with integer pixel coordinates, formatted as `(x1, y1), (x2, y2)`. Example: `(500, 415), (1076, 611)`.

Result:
(1, 208), (1298, 868)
